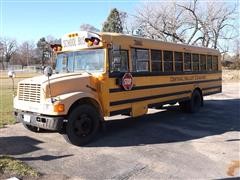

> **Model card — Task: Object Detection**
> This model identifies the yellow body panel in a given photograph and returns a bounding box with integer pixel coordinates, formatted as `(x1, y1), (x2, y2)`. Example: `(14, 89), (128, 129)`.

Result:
(106, 73), (221, 117)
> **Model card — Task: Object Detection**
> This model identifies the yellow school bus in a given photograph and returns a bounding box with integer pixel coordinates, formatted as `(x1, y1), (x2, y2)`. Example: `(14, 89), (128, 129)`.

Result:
(14, 31), (222, 146)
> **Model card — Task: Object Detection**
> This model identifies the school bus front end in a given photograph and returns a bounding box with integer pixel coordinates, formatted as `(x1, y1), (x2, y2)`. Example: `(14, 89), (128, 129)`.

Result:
(14, 72), (104, 130)
(13, 31), (110, 146)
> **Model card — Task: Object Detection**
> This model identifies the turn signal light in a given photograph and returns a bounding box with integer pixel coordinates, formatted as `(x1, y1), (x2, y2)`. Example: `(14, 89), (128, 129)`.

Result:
(54, 104), (65, 112)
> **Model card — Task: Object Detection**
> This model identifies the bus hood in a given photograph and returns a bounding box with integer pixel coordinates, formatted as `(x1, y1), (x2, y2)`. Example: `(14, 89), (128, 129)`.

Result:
(17, 72), (99, 98)
(19, 72), (90, 85)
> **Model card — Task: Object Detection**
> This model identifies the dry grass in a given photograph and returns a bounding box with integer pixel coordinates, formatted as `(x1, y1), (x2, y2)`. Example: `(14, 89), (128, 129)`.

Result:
(0, 71), (40, 128)
(0, 155), (39, 178)
(0, 72), (41, 180)
(227, 160), (240, 176)
(222, 69), (240, 81)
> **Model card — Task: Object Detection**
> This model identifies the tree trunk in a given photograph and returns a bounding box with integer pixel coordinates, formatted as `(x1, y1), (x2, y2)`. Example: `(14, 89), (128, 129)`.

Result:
(1, 55), (4, 70)
(41, 51), (45, 67)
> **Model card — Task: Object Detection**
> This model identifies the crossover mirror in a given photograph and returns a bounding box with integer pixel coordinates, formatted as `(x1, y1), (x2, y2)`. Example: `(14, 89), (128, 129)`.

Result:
(44, 66), (53, 77)
(8, 70), (16, 78)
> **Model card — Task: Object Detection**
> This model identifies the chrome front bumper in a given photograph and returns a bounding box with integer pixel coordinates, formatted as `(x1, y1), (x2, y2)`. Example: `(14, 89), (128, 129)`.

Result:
(14, 109), (64, 131)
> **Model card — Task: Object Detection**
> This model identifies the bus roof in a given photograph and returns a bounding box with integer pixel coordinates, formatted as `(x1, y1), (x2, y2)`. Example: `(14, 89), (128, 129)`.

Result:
(99, 32), (220, 55)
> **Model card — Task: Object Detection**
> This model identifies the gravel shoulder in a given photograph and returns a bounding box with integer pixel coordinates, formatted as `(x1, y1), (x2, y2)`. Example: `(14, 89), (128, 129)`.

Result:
(0, 82), (239, 179)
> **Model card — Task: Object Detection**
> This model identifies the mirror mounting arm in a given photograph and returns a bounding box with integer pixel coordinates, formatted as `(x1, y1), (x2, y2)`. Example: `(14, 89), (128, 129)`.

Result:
(43, 66), (54, 103)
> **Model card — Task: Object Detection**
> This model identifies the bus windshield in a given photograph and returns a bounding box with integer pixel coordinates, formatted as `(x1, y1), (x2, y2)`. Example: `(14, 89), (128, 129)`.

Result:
(55, 49), (105, 73)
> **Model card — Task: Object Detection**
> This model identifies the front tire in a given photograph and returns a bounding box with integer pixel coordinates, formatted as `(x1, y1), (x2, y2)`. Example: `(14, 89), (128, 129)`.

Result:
(63, 104), (100, 146)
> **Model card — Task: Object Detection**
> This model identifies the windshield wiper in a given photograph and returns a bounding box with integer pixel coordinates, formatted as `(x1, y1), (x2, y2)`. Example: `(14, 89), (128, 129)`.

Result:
(82, 71), (92, 75)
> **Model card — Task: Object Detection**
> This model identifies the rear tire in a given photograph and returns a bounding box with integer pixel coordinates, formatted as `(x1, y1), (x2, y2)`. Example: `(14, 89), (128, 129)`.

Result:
(180, 90), (202, 113)
(63, 104), (100, 146)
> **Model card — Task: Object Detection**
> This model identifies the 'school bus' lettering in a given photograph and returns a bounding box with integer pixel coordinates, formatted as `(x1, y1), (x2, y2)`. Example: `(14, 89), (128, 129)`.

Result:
(13, 31), (222, 146)
(62, 37), (87, 49)
(62, 38), (76, 47)
(62, 31), (102, 50)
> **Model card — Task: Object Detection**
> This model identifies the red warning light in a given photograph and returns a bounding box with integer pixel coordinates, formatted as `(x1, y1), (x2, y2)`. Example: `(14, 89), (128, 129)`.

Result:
(85, 37), (100, 46)
(50, 44), (62, 52)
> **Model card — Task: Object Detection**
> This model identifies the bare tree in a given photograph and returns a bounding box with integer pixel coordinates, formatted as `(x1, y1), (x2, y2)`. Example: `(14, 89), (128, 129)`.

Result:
(16, 41), (35, 68)
(179, 1), (237, 49)
(46, 35), (61, 44)
(0, 41), (4, 70)
(133, 1), (186, 42)
(206, 1), (237, 49)
(0, 38), (18, 69)
(80, 24), (100, 32)
(133, 0), (237, 51)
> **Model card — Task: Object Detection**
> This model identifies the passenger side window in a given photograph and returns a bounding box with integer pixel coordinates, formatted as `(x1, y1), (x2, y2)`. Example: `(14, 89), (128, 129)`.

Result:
(175, 52), (183, 72)
(192, 54), (199, 71)
(110, 50), (128, 72)
(200, 54), (206, 71)
(184, 53), (192, 71)
(132, 48), (149, 72)
(151, 50), (162, 72)
(163, 51), (173, 72)
(212, 56), (218, 71)
(207, 55), (212, 70)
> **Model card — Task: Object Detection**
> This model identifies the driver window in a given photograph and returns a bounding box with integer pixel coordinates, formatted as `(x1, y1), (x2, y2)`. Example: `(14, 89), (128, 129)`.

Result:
(60, 55), (68, 72)
(67, 52), (74, 72)
(110, 50), (129, 72)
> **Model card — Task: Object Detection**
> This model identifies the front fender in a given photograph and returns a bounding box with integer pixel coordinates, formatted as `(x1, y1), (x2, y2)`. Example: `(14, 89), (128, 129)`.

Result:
(56, 92), (101, 115)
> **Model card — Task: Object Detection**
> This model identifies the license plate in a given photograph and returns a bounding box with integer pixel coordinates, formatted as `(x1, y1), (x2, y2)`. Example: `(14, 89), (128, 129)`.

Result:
(23, 115), (31, 123)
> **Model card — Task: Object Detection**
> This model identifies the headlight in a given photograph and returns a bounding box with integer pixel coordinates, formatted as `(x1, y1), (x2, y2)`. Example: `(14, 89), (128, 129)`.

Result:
(42, 104), (54, 112)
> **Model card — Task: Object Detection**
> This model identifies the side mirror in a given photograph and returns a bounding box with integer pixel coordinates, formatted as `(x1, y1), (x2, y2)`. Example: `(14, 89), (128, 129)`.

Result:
(8, 70), (16, 78)
(44, 66), (53, 77)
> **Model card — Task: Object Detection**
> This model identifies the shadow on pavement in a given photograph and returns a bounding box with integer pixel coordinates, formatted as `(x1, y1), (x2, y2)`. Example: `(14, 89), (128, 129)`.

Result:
(87, 99), (240, 147)
(216, 178), (240, 180)
(0, 136), (73, 162)
(17, 154), (73, 161)
(0, 136), (43, 155)
(226, 139), (240, 142)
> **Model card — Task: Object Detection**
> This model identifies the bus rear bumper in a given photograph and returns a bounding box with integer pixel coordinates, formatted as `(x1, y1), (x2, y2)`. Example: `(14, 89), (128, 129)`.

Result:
(14, 109), (64, 131)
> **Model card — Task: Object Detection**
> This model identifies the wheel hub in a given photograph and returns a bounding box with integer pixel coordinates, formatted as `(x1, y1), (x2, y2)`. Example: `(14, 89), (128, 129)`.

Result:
(74, 114), (93, 137)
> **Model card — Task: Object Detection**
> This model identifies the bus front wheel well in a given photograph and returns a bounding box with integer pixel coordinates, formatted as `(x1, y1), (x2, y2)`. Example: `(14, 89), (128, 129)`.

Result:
(67, 97), (103, 120)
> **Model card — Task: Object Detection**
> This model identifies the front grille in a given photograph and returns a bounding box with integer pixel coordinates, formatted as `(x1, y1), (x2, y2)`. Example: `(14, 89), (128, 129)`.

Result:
(18, 83), (41, 103)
